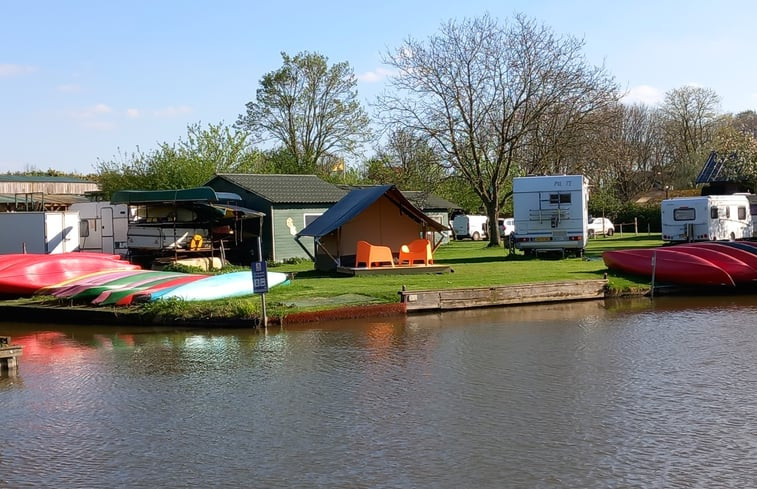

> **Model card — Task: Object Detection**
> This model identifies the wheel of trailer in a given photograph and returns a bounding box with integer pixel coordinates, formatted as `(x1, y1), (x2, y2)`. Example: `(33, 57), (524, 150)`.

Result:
(607, 229), (614, 236)
(472, 232), (481, 240)
(588, 229), (595, 238)
(730, 232), (736, 241)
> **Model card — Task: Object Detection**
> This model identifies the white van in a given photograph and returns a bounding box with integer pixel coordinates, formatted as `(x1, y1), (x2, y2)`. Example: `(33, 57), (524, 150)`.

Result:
(661, 194), (753, 242)
(512, 174), (589, 257)
(452, 214), (489, 240)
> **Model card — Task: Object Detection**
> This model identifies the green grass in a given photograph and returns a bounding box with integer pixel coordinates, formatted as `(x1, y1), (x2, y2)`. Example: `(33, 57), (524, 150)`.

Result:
(18, 233), (663, 321)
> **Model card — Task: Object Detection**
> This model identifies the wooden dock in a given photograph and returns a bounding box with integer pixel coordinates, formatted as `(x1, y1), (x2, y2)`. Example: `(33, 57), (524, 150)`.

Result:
(337, 264), (451, 276)
(0, 336), (22, 373)
(399, 279), (608, 312)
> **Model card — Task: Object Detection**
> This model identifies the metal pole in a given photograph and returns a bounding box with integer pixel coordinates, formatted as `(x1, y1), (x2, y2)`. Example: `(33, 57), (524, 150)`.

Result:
(257, 236), (268, 329)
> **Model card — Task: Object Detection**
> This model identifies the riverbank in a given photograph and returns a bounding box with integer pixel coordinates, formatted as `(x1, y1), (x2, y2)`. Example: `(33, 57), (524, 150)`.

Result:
(0, 236), (660, 326)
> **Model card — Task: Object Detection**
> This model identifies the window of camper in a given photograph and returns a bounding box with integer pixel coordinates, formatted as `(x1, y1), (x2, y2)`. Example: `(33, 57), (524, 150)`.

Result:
(726, 206), (731, 219)
(710, 206), (718, 219)
(549, 193), (571, 204)
(674, 208), (696, 221)
(739, 206), (747, 220)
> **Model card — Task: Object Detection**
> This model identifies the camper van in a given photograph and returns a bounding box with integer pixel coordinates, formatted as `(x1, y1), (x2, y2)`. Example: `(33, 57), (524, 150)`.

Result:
(661, 194), (753, 243)
(452, 214), (489, 240)
(512, 174), (589, 257)
(70, 202), (129, 256)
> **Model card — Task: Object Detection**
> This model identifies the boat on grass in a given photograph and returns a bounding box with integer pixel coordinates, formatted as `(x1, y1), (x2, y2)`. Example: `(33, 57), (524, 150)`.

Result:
(144, 271), (290, 302)
(603, 248), (736, 286)
(0, 253), (140, 296)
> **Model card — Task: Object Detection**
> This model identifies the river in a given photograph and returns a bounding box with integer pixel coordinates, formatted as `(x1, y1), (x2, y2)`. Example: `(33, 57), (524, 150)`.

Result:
(3, 295), (757, 488)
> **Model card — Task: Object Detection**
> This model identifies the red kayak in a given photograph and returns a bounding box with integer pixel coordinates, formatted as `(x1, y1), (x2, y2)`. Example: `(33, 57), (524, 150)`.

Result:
(0, 253), (140, 296)
(667, 244), (757, 284)
(676, 242), (757, 272)
(603, 248), (735, 286)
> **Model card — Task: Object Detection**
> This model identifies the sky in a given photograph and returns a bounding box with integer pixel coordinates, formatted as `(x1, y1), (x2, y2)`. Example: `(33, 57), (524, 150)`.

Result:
(2, 0), (757, 175)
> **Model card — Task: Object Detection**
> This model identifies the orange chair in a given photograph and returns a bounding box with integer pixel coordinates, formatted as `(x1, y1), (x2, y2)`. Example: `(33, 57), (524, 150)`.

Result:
(398, 238), (433, 266)
(355, 240), (395, 268)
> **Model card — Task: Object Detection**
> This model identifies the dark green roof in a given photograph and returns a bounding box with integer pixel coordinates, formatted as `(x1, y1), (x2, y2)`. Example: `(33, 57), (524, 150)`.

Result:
(208, 174), (347, 204)
(111, 187), (221, 204)
(401, 191), (461, 211)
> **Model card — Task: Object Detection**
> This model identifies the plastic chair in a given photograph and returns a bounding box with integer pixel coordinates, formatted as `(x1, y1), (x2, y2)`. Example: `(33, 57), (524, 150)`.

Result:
(355, 240), (395, 268)
(398, 238), (433, 266)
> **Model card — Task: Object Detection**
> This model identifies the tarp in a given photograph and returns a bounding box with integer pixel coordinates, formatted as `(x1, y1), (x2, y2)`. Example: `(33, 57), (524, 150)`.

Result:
(297, 185), (446, 238)
(111, 187), (221, 204)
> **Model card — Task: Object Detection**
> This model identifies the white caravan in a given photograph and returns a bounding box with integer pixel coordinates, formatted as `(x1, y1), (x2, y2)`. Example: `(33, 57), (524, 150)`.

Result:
(512, 174), (589, 257)
(661, 194), (753, 242)
(452, 214), (489, 240)
(70, 202), (129, 256)
(0, 211), (80, 254)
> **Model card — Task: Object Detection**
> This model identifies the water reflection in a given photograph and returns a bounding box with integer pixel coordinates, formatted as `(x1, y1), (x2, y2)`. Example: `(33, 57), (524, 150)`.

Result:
(3, 296), (757, 488)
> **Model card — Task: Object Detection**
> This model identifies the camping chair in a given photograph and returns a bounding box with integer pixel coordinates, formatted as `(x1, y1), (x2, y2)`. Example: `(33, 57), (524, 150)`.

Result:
(355, 240), (395, 268)
(398, 238), (433, 266)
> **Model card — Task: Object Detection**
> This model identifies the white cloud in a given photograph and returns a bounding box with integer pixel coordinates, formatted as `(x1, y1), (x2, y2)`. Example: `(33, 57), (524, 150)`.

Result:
(621, 85), (665, 107)
(68, 103), (113, 120)
(0, 63), (36, 77)
(153, 105), (192, 117)
(126, 108), (141, 118)
(357, 67), (394, 83)
(56, 83), (82, 93)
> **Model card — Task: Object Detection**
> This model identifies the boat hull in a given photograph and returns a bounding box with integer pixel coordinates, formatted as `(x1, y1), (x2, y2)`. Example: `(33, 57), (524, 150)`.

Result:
(603, 248), (735, 286)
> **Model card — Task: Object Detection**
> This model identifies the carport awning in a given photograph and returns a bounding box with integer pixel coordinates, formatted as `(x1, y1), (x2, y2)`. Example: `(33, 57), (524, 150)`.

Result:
(297, 184), (446, 238)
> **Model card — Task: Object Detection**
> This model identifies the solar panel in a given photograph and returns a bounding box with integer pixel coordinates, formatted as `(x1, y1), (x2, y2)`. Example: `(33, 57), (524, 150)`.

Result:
(695, 151), (724, 184)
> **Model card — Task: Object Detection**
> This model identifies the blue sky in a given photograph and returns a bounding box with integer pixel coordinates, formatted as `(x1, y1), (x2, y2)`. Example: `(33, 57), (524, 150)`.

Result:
(2, 0), (756, 175)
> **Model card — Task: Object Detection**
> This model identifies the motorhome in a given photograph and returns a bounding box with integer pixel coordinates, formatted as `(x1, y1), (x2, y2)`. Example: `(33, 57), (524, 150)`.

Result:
(512, 174), (589, 257)
(70, 201), (129, 256)
(661, 194), (753, 242)
(452, 214), (489, 240)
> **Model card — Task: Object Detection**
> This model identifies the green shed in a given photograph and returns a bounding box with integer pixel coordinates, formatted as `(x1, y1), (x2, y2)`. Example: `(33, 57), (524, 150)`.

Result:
(205, 174), (348, 262)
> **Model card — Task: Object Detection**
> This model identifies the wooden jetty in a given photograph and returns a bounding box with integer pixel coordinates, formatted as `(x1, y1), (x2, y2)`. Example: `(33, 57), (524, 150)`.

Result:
(399, 279), (608, 312)
(0, 336), (22, 373)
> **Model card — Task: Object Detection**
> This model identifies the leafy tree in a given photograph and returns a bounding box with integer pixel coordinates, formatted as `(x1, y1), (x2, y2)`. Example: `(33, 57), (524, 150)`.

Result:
(95, 122), (262, 195)
(659, 86), (721, 188)
(377, 14), (619, 246)
(236, 51), (371, 176)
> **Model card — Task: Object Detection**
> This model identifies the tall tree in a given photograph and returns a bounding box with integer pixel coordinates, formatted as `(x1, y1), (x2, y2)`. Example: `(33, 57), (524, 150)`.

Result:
(367, 128), (447, 193)
(236, 51), (371, 175)
(95, 122), (262, 195)
(377, 14), (619, 245)
(659, 86), (721, 188)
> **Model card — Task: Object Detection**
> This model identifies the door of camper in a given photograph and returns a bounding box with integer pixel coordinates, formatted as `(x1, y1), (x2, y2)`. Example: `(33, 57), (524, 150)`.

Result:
(512, 175), (589, 256)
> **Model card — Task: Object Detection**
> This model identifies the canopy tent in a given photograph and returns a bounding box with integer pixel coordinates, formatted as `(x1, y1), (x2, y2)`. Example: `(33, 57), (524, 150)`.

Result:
(296, 185), (447, 271)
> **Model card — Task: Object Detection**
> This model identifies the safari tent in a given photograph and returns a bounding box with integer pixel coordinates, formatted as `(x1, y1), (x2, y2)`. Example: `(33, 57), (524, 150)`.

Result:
(295, 185), (447, 271)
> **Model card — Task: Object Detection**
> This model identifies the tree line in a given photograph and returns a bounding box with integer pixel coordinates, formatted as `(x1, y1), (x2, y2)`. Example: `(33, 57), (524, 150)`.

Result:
(31, 13), (757, 246)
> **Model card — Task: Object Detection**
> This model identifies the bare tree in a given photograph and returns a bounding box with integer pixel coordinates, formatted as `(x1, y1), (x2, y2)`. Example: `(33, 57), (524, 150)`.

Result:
(659, 86), (721, 188)
(367, 128), (447, 193)
(377, 13), (619, 245)
(237, 51), (371, 175)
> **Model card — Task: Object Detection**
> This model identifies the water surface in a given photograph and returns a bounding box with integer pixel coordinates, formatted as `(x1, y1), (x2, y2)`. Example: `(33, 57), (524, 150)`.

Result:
(3, 296), (757, 488)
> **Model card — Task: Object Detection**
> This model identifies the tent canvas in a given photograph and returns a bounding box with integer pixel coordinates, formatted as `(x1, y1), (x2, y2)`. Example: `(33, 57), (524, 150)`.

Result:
(296, 185), (447, 271)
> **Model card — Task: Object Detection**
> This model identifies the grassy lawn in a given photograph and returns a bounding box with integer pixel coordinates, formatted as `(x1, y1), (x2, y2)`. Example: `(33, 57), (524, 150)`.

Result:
(255, 232), (663, 316)
(12, 233), (662, 321)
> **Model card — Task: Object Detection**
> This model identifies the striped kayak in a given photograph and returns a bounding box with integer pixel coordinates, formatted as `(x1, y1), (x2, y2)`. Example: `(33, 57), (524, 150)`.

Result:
(152, 271), (290, 301)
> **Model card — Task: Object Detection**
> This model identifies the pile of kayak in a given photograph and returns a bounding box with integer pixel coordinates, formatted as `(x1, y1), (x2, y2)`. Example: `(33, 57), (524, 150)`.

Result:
(0, 252), (289, 304)
(603, 241), (757, 287)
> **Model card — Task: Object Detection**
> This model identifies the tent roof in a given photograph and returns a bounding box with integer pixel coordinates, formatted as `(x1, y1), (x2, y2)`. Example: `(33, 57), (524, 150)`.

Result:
(297, 185), (447, 238)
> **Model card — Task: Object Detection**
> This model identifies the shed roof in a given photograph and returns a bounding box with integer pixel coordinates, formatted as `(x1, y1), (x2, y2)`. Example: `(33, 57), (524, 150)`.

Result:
(208, 174), (347, 205)
(297, 185), (446, 238)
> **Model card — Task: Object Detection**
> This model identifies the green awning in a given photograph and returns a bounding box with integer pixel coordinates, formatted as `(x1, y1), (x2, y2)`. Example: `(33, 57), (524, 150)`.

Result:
(111, 187), (221, 204)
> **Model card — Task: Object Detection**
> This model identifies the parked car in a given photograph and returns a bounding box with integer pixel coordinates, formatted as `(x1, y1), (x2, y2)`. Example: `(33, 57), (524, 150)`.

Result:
(587, 217), (615, 237)
(498, 218), (515, 237)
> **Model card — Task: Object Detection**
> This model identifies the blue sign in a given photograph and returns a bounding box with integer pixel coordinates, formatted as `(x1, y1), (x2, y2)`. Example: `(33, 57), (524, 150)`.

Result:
(251, 261), (269, 294)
